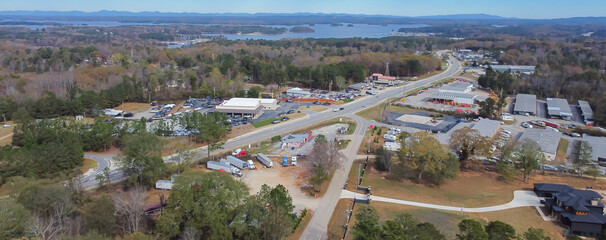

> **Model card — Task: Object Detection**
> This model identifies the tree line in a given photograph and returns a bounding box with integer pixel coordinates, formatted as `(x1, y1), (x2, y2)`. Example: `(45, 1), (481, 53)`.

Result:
(351, 205), (555, 240)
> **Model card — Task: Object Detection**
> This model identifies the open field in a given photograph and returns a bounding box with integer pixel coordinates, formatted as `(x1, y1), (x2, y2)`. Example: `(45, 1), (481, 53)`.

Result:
(356, 100), (429, 122)
(370, 202), (566, 240)
(556, 138), (569, 162)
(114, 102), (151, 113)
(327, 199), (354, 240)
(299, 105), (327, 112)
(80, 158), (99, 174)
(253, 112), (306, 128)
(0, 121), (15, 146)
(360, 166), (606, 208)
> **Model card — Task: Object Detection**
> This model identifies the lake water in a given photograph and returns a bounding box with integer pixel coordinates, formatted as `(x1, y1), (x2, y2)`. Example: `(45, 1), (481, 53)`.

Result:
(0, 20), (427, 39)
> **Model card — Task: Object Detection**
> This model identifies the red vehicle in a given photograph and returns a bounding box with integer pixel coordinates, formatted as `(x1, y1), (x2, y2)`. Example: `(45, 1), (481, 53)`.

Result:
(544, 121), (560, 128)
(322, 102), (331, 106)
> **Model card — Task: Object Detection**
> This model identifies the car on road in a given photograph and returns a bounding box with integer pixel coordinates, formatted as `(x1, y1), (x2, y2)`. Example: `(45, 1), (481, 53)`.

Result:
(124, 112), (134, 117)
(363, 105), (367, 108)
(521, 122), (532, 128)
(339, 107), (344, 110)
(272, 119), (281, 124)
(333, 108), (339, 112)
(287, 109), (295, 114)
(281, 117), (289, 121)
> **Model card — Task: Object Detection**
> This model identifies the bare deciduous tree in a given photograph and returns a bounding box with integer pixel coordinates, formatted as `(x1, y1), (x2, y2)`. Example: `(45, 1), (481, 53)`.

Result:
(27, 195), (74, 240)
(113, 186), (146, 234)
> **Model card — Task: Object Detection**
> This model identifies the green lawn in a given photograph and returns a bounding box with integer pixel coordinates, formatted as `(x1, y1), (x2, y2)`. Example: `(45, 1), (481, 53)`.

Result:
(253, 118), (277, 128)
(343, 98), (354, 103)
(556, 138), (569, 160)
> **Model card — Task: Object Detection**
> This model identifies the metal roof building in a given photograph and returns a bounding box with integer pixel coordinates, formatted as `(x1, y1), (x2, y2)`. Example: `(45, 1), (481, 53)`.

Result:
(347, 83), (368, 92)
(439, 81), (473, 94)
(578, 100), (594, 125)
(215, 98), (278, 118)
(471, 118), (501, 138)
(513, 94), (537, 115)
(547, 98), (573, 119)
(582, 136), (606, 163)
(429, 91), (477, 105)
(490, 65), (536, 74)
(286, 88), (310, 97)
(519, 129), (562, 161)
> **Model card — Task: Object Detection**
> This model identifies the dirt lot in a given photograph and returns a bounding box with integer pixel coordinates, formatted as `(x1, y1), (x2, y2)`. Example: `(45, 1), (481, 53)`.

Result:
(115, 102), (151, 113)
(241, 162), (321, 213)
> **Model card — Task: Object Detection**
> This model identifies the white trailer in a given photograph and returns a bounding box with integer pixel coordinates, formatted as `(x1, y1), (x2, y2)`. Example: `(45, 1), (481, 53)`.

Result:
(256, 153), (274, 168)
(206, 161), (242, 177)
(226, 156), (248, 169)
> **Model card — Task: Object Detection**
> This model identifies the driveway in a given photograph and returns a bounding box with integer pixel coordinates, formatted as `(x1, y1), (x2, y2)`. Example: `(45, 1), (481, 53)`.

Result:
(340, 190), (542, 213)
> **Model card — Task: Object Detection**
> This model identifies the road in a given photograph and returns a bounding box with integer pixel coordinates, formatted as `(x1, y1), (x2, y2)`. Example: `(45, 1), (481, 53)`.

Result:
(300, 51), (461, 239)
(340, 190), (541, 213)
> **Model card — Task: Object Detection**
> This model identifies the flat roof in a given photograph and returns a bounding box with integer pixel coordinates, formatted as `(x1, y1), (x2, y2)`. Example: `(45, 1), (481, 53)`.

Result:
(214, 105), (263, 115)
(513, 94), (537, 114)
(439, 81), (473, 93)
(547, 98), (573, 117)
(519, 129), (562, 155)
(578, 100), (594, 121)
(490, 65), (536, 73)
(582, 136), (606, 161)
(472, 118), (501, 137)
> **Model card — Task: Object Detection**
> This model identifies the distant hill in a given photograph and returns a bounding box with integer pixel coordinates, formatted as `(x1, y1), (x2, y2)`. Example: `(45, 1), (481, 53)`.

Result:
(0, 11), (604, 25)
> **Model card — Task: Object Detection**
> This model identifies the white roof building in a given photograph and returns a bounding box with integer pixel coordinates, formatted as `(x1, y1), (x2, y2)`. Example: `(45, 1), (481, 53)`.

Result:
(215, 98), (278, 118)
(286, 88), (310, 97)
(471, 118), (501, 138)
(547, 98), (573, 119)
(519, 129), (562, 161)
(439, 81), (473, 94)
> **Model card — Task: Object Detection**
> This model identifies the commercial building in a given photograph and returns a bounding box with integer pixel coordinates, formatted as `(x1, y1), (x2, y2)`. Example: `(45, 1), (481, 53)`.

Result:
(519, 129), (562, 161)
(281, 132), (313, 149)
(370, 73), (396, 82)
(471, 118), (501, 138)
(578, 100), (594, 126)
(534, 183), (606, 238)
(547, 98), (573, 120)
(428, 91), (478, 105)
(513, 94), (537, 115)
(439, 81), (473, 94)
(582, 136), (606, 164)
(286, 88), (311, 98)
(489, 65), (536, 75)
(215, 98), (278, 118)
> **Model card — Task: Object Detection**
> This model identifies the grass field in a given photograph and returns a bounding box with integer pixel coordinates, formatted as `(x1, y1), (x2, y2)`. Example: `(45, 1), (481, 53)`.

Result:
(253, 112), (306, 128)
(114, 102), (150, 113)
(327, 199), (354, 240)
(369, 202), (566, 240)
(298, 105), (327, 112)
(556, 138), (569, 162)
(356, 100), (424, 122)
(80, 158), (99, 174)
(0, 121), (15, 146)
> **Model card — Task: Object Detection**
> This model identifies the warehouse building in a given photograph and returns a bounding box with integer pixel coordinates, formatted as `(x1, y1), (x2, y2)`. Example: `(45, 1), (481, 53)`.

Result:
(428, 91), (478, 105)
(513, 94), (537, 115)
(582, 136), (606, 164)
(489, 65), (536, 75)
(578, 100), (594, 126)
(519, 129), (562, 161)
(286, 88), (310, 98)
(547, 98), (573, 120)
(214, 98), (278, 118)
(471, 118), (501, 138)
(439, 81), (473, 94)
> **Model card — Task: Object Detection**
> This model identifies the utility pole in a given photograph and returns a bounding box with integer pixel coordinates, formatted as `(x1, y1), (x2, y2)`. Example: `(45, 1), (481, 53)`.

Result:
(329, 81), (332, 93)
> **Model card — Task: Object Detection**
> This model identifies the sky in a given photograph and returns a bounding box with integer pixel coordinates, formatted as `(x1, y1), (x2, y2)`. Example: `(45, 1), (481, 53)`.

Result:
(1, 0), (605, 19)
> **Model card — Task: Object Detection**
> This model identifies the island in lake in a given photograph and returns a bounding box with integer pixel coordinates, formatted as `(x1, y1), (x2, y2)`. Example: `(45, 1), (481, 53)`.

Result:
(290, 26), (315, 33)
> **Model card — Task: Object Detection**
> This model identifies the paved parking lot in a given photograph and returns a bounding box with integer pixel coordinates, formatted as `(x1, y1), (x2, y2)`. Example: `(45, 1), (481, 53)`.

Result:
(254, 102), (307, 121)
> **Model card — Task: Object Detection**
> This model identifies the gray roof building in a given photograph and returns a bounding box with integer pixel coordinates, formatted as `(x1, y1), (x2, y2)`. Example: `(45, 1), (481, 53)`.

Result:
(520, 129), (562, 161)
(547, 98), (573, 119)
(582, 136), (606, 162)
(490, 65), (536, 74)
(513, 94), (537, 115)
(439, 81), (473, 94)
(429, 91), (477, 105)
(578, 100), (594, 124)
(471, 118), (501, 138)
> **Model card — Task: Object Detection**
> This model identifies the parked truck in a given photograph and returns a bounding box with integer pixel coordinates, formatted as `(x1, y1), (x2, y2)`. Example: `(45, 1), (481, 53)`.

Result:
(207, 161), (243, 177)
(256, 153), (274, 168)
(226, 156), (248, 169)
